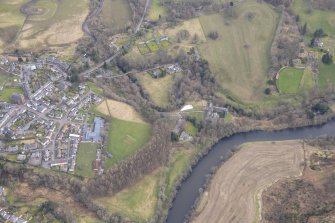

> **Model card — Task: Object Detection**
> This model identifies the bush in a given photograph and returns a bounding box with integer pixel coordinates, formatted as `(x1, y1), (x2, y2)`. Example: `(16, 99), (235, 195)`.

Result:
(322, 52), (333, 64)
(208, 31), (219, 40)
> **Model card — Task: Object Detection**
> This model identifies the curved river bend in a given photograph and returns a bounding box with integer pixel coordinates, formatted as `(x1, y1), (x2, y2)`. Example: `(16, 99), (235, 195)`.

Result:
(166, 120), (335, 223)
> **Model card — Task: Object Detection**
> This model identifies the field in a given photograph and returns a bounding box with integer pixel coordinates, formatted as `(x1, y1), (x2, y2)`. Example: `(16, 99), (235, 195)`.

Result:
(292, 0), (335, 37)
(277, 67), (305, 94)
(193, 141), (304, 223)
(95, 169), (161, 222)
(101, 0), (132, 32)
(162, 17), (207, 45)
(148, 0), (166, 21)
(137, 72), (177, 107)
(198, 1), (279, 101)
(318, 63), (335, 91)
(96, 99), (146, 124)
(105, 118), (151, 168)
(0, 0), (89, 54)
(75, 143), (99, 177)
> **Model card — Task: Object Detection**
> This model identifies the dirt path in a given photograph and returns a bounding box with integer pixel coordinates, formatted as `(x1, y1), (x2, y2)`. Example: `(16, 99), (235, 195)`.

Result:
(193, 140), (304, 223)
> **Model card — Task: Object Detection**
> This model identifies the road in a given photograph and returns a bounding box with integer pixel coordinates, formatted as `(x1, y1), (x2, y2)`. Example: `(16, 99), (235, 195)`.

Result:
(79, 0), (150, 77)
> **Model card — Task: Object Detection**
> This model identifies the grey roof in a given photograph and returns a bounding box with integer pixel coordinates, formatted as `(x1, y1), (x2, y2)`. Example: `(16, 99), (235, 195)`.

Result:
(85, 117), (104, 142)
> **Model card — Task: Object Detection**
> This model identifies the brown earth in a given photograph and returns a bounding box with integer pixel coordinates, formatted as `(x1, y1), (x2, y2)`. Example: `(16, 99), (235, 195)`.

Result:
(193, 141), (304, 223)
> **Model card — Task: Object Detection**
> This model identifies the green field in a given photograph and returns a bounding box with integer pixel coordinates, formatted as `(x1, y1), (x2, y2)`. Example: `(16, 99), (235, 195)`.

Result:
(277, 67), (305, 94)
(75, 143), (99, 177)
(138, 43), (151, 54)
(185, 121), (197, 137)
(106, 118), (152, 168)
(198, 0), (279, 101)
(138, 72), (178, 107)
(300, 67), (316, 90)
(101, 0), (132, 32)
(95, 170), (160, 222)
(292, 0), (335, 37)
(87, 81), (104, 96)
(148, 0), (166, 21)
(0, 87), (23, 102)
(319, 63), (335, 91)
(146, 41), (160, 52)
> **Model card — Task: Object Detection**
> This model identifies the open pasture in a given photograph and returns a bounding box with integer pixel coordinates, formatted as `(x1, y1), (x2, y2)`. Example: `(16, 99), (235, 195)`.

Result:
(137, 72), (178, 107)
(277, 67), (305, 94)
(75, 143), (99, 178)
(193, 141), (304, 223)
(101, 0), (132, 32)
(94, 170), (161, 222)
(106, 118), (151, 168)
(198, 1), (279, 101)
(14, 0), (88, 52)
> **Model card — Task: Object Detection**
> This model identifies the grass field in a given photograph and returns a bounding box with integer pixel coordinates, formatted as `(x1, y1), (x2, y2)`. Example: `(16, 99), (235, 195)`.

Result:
(300, 67), (316, 90)
(14, 0), (88, 51)
(277, 67), (305, 94)
(96, 99), (146, 123)
(101, 0), (132, 32)
(198, 1), (279, 101)
(318, 63), (335, 91)
(148, 0), (166, 21)
(193, 141), (304, 223)
(292, 0), (335, 37)
(75, 143), (98, 177)
(138, 43), (151, 54)
(137, 72), (177, 107)
(95, 170), (161, 222)
(0, 87), (23, 102)
(87, 81), (104, 96)
(185, 121), (197, 137)
(105, 118), (151, 168)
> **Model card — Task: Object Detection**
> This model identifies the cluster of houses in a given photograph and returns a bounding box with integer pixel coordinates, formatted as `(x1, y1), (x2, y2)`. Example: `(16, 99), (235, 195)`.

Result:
(204, 102), (228, 121)
(149, 63), (182, 78)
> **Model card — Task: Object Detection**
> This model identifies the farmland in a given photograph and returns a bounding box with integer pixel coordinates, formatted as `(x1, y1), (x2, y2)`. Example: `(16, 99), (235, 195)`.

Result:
(0, 0), (89, 54)
(137, 72), (178, 107)
(198, 1), (279, 101)
(96, 99), (146, 124)
(75, 143), (99, 177)
(95, 169), (161, 222)
(101, 0), (132, 32)
(105, 118), (151, 168)
(277, 67), (305, 94)
(193, 141), (304, 223)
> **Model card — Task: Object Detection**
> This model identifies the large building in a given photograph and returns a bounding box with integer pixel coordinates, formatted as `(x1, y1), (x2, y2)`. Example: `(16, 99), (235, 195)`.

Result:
(85, 117), (104, 143)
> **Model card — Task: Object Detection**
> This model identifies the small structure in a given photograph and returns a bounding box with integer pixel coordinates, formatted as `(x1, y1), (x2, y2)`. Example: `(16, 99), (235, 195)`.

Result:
(180, 105), (193, 112)
(179, 131), (193, 142)
(11, 94), (25, 105)
(17, 154), (27, 162)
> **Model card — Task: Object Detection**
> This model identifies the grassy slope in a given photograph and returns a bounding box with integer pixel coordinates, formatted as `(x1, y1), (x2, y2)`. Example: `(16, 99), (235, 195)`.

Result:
(95, 170), (161, 222)
(319, 63), (335, 91)
(148, 0), (166, 21)
(106, 118), (151, 168)
(292, 0), (335, 37)
(137, 73), (177, 107)
(101, 0), (132, 31)
(198, 1), (279, 101)
(277, 67), (304, 94)
(0, 0), (28, 28)
(75, 143), (98, 177)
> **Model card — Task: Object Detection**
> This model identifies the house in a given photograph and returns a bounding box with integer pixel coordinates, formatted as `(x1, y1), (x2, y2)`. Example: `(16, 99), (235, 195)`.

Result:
(17, 154), (27, 162)
(179, 131), (193, 142)
(311, 38), (323, 48)
(11, 93), (25, 105)
(166, 64), (181, 74)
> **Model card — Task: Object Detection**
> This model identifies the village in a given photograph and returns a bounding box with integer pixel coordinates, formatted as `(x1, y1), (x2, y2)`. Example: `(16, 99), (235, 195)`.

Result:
(0, 56), (105, 176)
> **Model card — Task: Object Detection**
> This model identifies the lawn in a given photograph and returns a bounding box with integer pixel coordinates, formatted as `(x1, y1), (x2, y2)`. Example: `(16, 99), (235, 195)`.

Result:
(0, 87), (23, 102)
(101, 0), (132, 32)
(300, 67), (316, 91)
(137, 72), (177, 107)
(292, 0), (335, 37)
(106, 118), (151, 168)
(87, 81), (104, 96)
(277, 67), (305, 94)
(95, 169), (161, 222)
(318, 63), (335, 91)
(185, 121), (197, 137)
(146, 41), (160, 52)
(75, 143), (98, 177)
(198, 0), (279, 101)
(148, 0), (166, 21)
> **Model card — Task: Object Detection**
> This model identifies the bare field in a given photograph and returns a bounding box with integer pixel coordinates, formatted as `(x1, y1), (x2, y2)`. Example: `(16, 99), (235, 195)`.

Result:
(96, 99), (146, 124)
(193, 141), (304, 223)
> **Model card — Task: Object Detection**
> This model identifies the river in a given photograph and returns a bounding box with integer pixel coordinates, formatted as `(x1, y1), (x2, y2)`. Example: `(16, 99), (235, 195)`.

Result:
(166, 120), (335, 223)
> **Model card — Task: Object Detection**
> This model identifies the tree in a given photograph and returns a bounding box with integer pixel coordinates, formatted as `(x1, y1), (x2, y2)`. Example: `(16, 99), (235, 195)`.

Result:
(301, 22), (308, 36)
(192, 33), (200, 44)
(208, 31), (219, 40)
(314, 28), (325, 38)
(322, 52), (333, 64)
(265, 88), (271, 95)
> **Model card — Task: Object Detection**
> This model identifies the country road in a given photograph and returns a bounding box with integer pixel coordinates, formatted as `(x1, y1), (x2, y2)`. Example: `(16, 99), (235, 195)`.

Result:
(79, 0), (150, 77)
